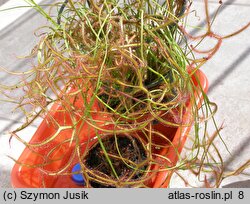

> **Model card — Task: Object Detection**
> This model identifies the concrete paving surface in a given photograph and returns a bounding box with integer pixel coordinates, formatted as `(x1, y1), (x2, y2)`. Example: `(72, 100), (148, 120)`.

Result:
(0, 0), (250, 188)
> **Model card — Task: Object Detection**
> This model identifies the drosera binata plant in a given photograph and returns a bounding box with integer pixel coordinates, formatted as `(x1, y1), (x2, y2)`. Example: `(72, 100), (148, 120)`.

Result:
(0, 0), (249, 187)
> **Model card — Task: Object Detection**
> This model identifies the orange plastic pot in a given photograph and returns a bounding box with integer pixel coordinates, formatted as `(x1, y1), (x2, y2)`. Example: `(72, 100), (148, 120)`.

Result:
(151, 69), (209, 187)
(11, 69), (208, 188)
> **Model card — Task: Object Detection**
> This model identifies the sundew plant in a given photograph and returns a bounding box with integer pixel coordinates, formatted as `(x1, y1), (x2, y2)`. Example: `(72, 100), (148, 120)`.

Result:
(1, 0), (249, 187)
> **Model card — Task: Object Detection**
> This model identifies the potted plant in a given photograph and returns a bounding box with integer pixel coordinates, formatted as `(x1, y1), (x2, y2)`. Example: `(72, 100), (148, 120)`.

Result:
(1, 0), (249, 188)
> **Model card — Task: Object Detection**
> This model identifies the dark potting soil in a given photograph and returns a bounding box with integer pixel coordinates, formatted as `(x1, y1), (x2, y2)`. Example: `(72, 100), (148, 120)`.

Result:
(85, 135), (148, 188)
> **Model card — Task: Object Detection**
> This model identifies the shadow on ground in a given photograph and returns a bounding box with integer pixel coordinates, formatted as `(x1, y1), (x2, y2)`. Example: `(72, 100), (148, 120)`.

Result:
(0, 169), (12, 188)
(222, 180), (250, 188)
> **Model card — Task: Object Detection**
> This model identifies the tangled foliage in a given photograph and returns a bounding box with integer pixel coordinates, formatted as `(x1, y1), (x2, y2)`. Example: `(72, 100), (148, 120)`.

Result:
(1, 0), (249, 187)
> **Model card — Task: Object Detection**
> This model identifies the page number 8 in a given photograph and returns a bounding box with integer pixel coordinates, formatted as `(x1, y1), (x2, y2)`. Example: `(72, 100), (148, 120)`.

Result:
(238, 191), (244, 199)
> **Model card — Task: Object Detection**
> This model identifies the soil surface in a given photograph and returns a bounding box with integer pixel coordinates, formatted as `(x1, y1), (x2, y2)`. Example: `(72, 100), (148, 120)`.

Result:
(85, 135), (148, 187)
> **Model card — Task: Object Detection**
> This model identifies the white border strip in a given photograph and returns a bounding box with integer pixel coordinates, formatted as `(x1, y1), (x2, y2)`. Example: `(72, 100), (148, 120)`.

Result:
(0, 0), (43, 31)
